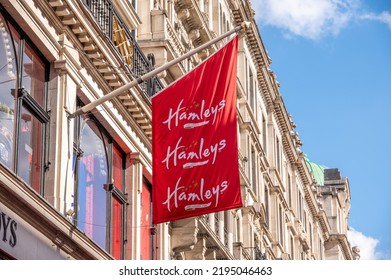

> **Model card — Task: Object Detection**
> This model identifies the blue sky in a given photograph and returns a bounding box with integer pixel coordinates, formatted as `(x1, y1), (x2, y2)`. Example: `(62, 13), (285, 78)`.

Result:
(252, 0), (391, 259)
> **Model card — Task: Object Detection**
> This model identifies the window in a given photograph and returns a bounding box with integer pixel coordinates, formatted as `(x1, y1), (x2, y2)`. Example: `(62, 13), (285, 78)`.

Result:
(264, 186), (269, 225)
(110, 145), (126, 259)
(298, 191), (303, 222)
(249, 68), (256, 113)
(287, 173), (292, 208)
(309, 222), (313, 251)
(251, 146), (257, 194)
(219, 4), (222, 35)
(278, 205), (284, 246)
(220, 6), (229, 36)
(262, 114), (267, 153)
(73, 106), (127, 258)
(112, 16), (134, 68)
(222, 9), (226, 34)
(303, 210), (307, 234)
(111, 195), (123, 259)
(140, 178), (153, 259)
(290, 235), (295, 259)
(0, 9), (49, 194)
(276, 137), (281, 173)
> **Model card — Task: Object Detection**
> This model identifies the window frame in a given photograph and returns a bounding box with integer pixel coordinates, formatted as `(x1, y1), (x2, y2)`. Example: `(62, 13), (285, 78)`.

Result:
(73, 104), (127, 258)
(0, 7), (49, 194)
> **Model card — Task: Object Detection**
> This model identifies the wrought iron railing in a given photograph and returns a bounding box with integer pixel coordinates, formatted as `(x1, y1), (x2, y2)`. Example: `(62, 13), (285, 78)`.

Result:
(83, 0), (163, 97)
(84, 0), (112, 38)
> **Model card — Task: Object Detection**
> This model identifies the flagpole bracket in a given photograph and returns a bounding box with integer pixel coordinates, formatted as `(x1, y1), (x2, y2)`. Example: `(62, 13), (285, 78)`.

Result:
(65, 106), (76, 120)
(64, 106), (71, 116)
(136, 76), (144, 84)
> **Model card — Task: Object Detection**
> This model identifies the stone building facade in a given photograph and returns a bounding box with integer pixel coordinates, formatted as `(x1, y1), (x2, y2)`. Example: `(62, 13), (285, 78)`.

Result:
(0, 0), (355, 260)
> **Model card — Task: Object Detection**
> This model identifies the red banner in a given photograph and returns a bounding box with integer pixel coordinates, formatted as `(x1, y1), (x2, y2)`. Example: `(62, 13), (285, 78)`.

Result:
(152, 36), (242, 224)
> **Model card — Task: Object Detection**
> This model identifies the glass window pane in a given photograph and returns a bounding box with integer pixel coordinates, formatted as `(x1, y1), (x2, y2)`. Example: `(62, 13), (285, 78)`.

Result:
(22, 42), (45, 106)
(0, 15), (18, 169)
(77, 117), (108, 249)
(140, 182), (152, 259)
(112, 145), (123, 190)
(111, 196), (122, 259)
(17, 106), (42, 192)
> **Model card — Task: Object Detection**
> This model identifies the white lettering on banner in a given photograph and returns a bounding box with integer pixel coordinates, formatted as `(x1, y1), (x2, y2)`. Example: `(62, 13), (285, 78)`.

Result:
(162, 99), (226, 130)
(162, 177), (229, 212)
(159, 97), (230, 213)
(162, 137), (227, 169)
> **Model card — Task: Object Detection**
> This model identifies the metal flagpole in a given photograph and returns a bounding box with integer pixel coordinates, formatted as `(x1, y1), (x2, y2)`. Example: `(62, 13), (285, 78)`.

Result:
(68, 22), (250, 119)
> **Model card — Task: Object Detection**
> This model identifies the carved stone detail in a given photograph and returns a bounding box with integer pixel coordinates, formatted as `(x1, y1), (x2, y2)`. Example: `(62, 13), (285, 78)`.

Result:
(171, 218), (199, 253)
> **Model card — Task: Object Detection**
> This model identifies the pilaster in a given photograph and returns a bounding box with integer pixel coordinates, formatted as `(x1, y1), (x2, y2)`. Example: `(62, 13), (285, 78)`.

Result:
(128, 152), (143, 259)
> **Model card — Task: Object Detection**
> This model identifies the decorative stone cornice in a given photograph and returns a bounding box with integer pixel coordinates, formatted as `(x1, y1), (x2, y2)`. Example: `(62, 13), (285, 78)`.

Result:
(174, 0), (214, 49)
(326, 234), (354, 260)
(45, 0), (155, 140)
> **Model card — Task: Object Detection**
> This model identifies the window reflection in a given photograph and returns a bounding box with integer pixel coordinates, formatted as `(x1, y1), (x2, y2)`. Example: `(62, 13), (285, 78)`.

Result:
(77, 117), (108, 249)
(22, 42), (45, 106)
(17, 106), (42, 192)
(0, 14), (17, 169)
(112, 145), (123, 190)
(111, 197), (122, 259)
(73, 107), (127, 257)
(0, 106), (13, 169)
(0, 11), (48, 195)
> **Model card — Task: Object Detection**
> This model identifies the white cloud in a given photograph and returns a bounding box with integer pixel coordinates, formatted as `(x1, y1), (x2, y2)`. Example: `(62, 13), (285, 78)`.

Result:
(348, 228), (380, 260)
(360, 11), (391, 29)
(252, 0), (391, 39)
(252, 0), (358, 40)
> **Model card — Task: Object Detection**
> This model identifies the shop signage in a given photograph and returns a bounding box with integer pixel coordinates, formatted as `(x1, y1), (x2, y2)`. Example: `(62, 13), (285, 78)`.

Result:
(0, 210), (17, 247)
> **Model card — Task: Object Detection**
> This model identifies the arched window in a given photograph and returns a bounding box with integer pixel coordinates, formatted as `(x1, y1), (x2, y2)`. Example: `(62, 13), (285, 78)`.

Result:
(73, 104), (127, 259)
(76, 115), (109, 248)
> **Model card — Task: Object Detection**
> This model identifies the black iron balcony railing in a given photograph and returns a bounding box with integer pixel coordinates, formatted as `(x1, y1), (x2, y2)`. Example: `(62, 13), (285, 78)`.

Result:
(83, 0), (164, 97)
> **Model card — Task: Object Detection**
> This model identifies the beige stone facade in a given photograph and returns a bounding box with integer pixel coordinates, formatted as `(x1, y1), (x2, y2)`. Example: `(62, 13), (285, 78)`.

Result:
(0, 0), (355, 260)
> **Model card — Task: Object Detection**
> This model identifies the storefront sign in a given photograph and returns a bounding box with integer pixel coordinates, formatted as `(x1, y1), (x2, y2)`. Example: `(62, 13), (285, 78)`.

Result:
(0, 202), (67, 259)
(0, 210), (17, 248)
